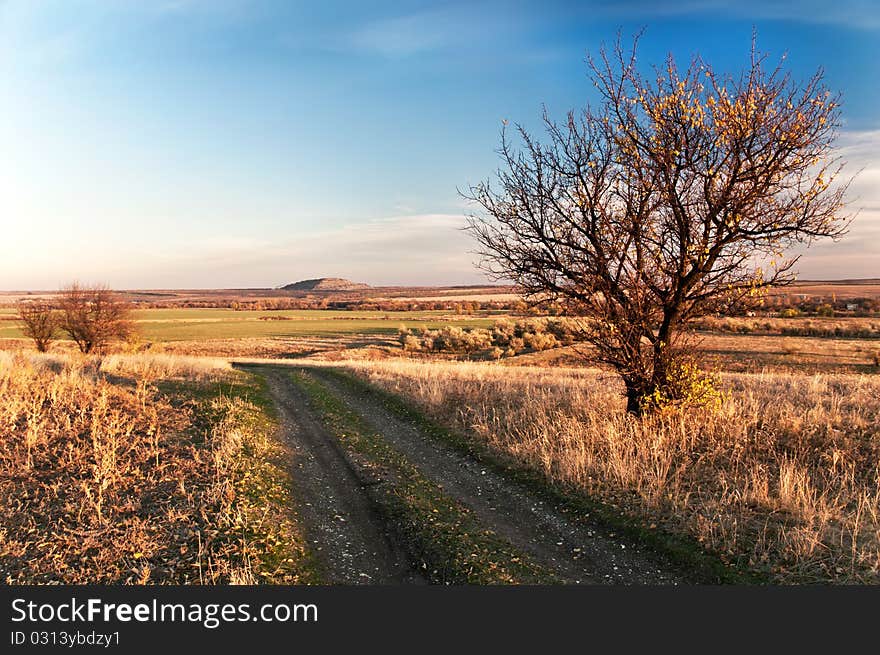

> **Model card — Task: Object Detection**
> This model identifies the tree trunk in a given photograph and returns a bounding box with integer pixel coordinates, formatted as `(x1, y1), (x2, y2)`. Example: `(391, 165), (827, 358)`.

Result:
(624, 381), (643, 416)
(652, 311), (678, 395)
(651, 347), (670, 394)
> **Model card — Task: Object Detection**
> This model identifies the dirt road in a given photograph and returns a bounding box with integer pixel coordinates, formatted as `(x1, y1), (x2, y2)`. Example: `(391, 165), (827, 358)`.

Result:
(250, 367), (424, 584)
(246, 364), (692, 584)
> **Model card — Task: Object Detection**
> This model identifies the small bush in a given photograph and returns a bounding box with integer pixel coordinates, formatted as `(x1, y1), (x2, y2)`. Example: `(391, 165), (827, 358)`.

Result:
(402, 335), (422, 352)
(396, 318), (582, 358)
(641, 361), (725, 414)
(524, 331), (558, 351)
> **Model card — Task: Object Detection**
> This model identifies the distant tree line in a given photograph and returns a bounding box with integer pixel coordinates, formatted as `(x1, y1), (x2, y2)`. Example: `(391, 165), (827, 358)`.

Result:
(229, 298), (525, 313)
(760, 295), (880, 317)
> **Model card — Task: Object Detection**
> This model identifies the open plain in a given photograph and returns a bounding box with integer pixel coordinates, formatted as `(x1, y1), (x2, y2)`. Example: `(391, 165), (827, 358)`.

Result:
(2, 280), (879, 584)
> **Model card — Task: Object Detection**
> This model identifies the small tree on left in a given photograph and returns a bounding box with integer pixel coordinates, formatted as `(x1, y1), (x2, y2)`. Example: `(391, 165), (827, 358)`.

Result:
(17, 299), (59, 352)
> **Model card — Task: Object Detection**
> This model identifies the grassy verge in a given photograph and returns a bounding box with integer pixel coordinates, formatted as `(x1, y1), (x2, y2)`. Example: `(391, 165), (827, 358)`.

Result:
(289, 369), (556, 584)
(317, 367), (766, 584)
(158, 372), (318, 584)
(0, 351), (314, 584)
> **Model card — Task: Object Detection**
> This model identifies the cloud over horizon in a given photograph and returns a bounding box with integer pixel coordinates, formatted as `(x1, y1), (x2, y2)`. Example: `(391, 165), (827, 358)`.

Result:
(0, 214), (485, 291)
(791, 129), (880, 279)
(1, 127), (876, 290)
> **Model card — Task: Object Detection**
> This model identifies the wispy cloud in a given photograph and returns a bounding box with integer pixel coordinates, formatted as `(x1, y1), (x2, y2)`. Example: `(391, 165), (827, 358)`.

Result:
(834, 129), (880, 215)
(597, 0), (880, 30)
(110, 127), (880, 287)
(343, 5), (527, 58)
(734, 0), (880, 30)
(793, 129), (880, 278)
(109, 214), (486, 289)
(349, 11), (454, 57)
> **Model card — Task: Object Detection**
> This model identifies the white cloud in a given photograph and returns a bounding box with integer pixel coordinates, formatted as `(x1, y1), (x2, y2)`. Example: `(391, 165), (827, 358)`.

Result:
(836, 129), (880, 209)
(243, 214), (486, 287)
(139, 128), (880, 288)
(789, 129), (880, 278)
(91, 214), (488, 290)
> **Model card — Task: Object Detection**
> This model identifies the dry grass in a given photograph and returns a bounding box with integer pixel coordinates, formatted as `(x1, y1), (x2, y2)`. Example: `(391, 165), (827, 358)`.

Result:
(505, 334), (880, 374)
(0, 350), (234, 388)
(697, 333), (880, 373)
(334, 358), (880, 583)
(99, 352), (232, 381)
(0, 351), (303, 584)
(148, 335), (393, 359)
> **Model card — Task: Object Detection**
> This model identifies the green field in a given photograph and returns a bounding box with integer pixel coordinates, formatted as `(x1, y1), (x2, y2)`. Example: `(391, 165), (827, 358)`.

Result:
(0, 308), (495, 342)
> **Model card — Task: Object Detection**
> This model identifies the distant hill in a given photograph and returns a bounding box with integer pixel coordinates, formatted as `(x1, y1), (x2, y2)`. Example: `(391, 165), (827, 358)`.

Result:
(281, 277), (371, 292)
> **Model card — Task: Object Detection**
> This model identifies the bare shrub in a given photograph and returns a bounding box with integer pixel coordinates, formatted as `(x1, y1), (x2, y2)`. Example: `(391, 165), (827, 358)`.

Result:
(16, 300), (58, 352)
(401, 334), (422, 352)
(58, 283), (134, 354)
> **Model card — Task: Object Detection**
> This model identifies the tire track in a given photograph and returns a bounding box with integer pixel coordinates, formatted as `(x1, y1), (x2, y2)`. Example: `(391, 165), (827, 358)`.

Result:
(245, 366), (424, 584)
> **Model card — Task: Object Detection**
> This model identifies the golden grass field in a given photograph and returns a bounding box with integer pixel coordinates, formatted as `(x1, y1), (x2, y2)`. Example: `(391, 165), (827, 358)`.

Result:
(328, 359), (880, 583)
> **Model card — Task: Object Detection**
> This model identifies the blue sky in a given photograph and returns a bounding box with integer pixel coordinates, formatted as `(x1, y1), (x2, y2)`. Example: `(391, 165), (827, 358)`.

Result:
(1, 0), (878, 289)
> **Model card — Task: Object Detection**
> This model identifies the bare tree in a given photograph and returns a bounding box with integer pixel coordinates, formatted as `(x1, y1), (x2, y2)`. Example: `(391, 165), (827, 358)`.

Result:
(17, 300), (58, 353)
(466, 36), (851, 414)
(58, 283), (134, 354)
